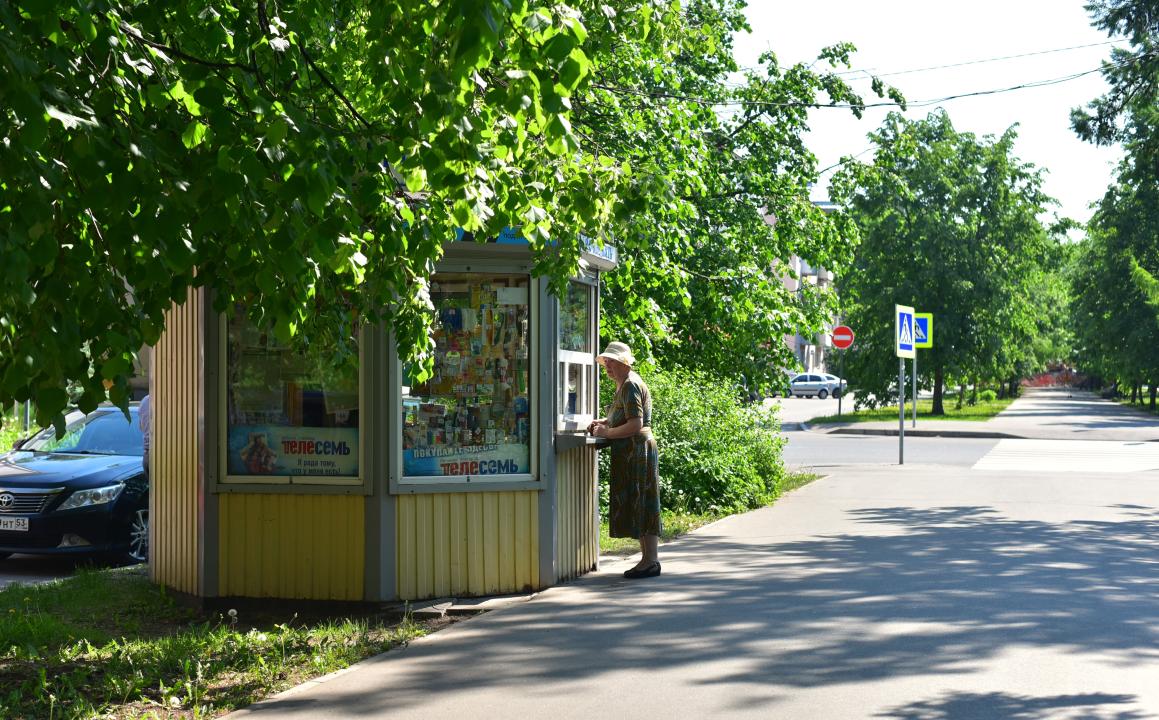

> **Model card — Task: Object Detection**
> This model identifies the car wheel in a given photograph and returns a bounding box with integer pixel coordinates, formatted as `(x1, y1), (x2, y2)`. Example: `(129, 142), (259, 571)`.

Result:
(818, 389), (829, 400)
(124, 507), (149, 564)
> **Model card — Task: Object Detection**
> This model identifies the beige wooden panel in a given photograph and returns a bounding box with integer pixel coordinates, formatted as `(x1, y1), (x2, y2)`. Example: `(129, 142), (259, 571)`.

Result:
(217, 494), (365, 600)
(151, 287), (203, 596)
(514, 491), (531, 591)
(497, 493), (515, 591)
(449, 494), (467, 590)
(555, 447), (599, 581)
(482, 493), (499, 594)
(432, 495), (451, 598)
(467, 494), (485, 595)
(396, 490), (539, 601)
(415, 494), (434, 596)
(397, 495), (417, 600)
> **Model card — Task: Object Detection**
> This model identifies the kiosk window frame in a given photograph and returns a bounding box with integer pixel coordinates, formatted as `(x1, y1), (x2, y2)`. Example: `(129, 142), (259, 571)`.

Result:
(394, 268), (539, 489)
(556, 275), (598, 433)
(216, 309), (365, 489)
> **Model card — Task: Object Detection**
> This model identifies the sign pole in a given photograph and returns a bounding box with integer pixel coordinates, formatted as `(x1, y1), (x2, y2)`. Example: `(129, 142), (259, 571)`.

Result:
(895, 304), (914, 466)
(839, 350), (845, 418)
(899, 358), (905, 465)
(912, 353), (917, 428)
(913, 312), (933, 432)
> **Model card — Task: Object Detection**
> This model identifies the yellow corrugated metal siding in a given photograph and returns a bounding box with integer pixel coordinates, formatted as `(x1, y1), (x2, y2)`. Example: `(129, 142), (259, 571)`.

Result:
(217, 494), (365, 600)
(555, 447), (599, 580)
(397, 491), (539, 600)
(151, 287), (204, 595)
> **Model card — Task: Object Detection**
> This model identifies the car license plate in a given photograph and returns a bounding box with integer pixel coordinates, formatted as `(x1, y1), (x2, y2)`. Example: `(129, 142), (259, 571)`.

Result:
(0, 516), (29, 532)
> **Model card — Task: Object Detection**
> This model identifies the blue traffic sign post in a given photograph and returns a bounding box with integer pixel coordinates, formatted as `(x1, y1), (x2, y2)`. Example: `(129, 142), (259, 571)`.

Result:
(913, 313), (933, 429)
(895, 305), (915, 464)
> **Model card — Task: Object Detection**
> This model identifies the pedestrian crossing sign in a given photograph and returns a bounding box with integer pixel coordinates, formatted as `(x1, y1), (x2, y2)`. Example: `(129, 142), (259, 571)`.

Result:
(896, 304), (915, 358)
(914, 313), (933, 349)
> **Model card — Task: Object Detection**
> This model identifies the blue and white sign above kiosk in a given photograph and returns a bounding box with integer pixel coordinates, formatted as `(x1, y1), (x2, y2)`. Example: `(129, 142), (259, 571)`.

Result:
(895, 304), (915, 359)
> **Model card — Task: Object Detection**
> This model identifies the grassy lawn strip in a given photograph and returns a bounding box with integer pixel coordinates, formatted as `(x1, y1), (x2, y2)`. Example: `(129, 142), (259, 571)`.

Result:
(808, 397), (1016, 425)
(0, 566), (429, 719)
(600, 470), (821, 555)
(1117, 399), (1159, 416)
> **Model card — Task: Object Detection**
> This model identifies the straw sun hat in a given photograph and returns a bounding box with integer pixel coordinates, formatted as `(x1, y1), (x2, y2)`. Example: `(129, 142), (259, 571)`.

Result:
(597, 341), (635, 366)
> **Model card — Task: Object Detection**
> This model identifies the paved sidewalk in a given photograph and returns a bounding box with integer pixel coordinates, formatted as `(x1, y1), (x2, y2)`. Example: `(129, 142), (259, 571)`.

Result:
(229, 461), (1159, 719)
(813, 387), (1159, 442)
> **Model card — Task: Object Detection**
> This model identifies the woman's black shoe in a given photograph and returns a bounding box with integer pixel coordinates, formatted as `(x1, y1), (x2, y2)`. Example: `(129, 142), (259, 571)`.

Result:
(624, 561), (661, 579)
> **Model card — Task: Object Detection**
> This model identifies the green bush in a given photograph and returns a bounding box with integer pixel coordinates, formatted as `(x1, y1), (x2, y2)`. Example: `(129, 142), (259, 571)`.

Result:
(598, 366), (785, 516)
(978, 389), (997, 402)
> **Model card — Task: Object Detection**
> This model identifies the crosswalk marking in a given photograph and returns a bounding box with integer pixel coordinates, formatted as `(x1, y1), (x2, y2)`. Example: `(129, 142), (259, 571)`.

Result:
(973, 439), (1159, 474)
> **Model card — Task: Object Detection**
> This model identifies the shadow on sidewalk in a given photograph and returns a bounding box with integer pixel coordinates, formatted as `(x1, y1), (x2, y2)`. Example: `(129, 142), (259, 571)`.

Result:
(246, 502), (1159, 718)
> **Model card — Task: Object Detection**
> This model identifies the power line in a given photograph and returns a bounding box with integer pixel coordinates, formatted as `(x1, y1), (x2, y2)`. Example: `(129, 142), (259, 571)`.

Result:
(836, 40), (1119, 79)
(592, 59), (1127, 112)
(732, 39), (1117, 78)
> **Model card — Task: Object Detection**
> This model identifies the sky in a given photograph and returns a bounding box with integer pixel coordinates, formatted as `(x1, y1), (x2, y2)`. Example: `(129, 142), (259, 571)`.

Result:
(732, 0), (1125, 227)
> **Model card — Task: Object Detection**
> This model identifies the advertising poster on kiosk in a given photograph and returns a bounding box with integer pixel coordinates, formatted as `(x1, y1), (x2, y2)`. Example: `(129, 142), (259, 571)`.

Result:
(227, 426), (359, 477)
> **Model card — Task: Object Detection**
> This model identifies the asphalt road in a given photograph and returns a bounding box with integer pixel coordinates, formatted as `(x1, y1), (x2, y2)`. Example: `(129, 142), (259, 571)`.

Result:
(228, 387), (1159, 720)
(766, 394), (854, 425)
(783, 430), (999, 468)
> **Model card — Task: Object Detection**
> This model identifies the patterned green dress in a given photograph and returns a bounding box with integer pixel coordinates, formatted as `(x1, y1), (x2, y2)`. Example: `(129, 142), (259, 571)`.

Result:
(607, 371), (661, 538)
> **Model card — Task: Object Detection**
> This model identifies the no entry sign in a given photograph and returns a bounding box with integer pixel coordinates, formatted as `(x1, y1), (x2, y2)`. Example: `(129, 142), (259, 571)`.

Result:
(831, 325), (855, 350)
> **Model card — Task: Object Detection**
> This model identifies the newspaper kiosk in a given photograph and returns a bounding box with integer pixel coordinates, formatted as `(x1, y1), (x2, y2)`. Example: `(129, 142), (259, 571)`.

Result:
(148, 234), (616, 602)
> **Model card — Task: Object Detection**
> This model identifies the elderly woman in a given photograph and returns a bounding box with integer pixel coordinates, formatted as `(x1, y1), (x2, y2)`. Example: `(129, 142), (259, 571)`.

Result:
(588, 342), (661, 579)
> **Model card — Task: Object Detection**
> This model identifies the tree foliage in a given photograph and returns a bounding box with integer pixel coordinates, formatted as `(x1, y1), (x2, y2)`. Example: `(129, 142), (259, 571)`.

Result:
(1069, 148), (1159, 396)
(1072, 0), (1159, 145)
(831, 110), (1059, 412)
(0, 0), (664, 428)
(580, 3), (900, 389)
(1069, 0), (1159, 403)
(1, 0), (899, 430)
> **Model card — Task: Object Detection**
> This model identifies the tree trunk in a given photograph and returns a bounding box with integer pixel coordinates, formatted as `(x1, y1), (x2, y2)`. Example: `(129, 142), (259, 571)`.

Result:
(957, 383), (965, 410)
(1151, 383), (1157, 411)
(932, 366), (945, 415)
(971, 376), (979, 405)
(1009, 378), (1018, 398)
(1132, 383), (1140, 404)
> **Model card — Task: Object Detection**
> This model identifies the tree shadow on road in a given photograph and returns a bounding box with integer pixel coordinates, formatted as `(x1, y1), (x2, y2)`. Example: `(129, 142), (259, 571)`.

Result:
(248, 502), (1159, 716)
(876, 691), (1143, 720)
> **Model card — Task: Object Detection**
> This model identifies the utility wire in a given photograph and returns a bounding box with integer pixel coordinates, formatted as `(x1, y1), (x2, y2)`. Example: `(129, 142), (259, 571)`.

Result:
(835, 40), (1119, 79)
(732, 39), (1117, 77)
(592, 59), (1130, 112)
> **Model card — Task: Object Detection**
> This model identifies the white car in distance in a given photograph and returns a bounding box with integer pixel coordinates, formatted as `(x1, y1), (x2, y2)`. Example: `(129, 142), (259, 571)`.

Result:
(788, 373), (846, 399)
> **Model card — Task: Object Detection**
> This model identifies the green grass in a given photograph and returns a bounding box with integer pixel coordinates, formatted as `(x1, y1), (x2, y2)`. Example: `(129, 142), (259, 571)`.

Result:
(0, 566), (429, 719)
(0, 414), (27, 452)
(808, 397), (1016, 424)
(599, 470), (821, 555)
(1117, 398), (1159, 416)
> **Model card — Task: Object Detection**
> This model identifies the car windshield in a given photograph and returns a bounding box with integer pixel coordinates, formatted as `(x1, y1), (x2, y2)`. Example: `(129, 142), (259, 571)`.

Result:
(22, 408), (143, 457)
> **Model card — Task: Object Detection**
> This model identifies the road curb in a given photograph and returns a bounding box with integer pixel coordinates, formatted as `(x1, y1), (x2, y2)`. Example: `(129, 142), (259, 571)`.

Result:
(820, 427), (1024, 440)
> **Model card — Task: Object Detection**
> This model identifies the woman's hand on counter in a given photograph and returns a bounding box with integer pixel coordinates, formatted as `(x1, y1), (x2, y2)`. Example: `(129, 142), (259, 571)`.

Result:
(594, 417), (642, 439)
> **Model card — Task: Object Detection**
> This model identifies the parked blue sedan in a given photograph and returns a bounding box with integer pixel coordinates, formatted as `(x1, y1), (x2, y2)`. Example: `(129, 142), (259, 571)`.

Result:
(0, 405), (148, 564)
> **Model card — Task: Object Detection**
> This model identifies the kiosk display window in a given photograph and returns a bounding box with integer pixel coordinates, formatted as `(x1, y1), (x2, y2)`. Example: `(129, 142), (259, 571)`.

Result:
(403, 273), (532, 480)
(225, 310), (360, 482)
(557, 278), (597, 431)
